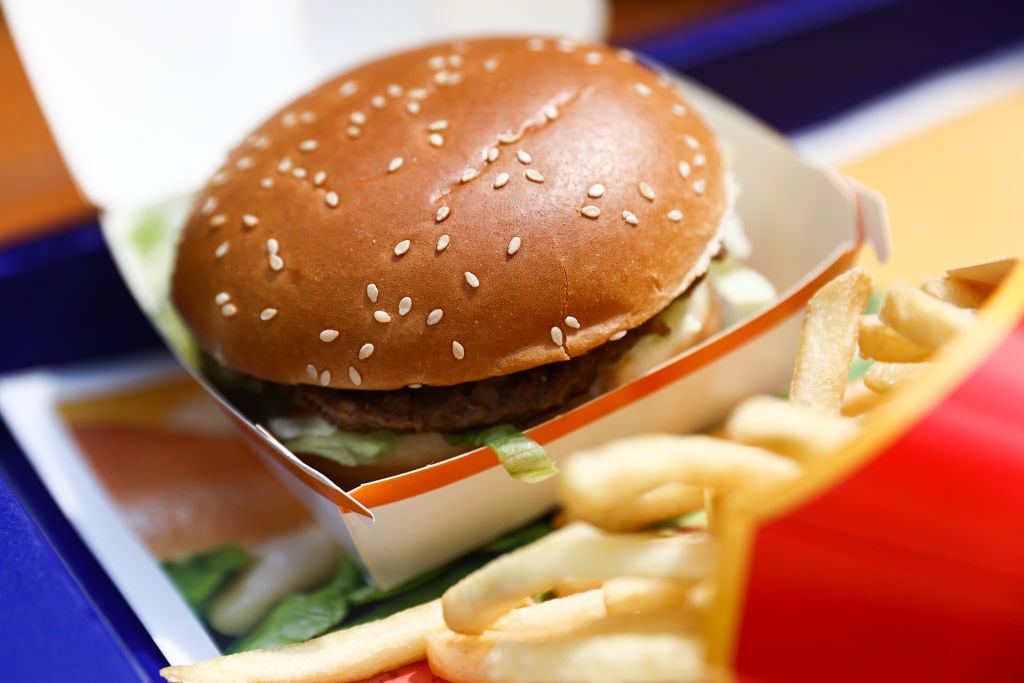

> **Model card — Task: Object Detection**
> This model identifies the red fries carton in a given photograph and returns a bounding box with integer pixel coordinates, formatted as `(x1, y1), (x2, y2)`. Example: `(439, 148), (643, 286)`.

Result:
(710, 258), (1024, 682)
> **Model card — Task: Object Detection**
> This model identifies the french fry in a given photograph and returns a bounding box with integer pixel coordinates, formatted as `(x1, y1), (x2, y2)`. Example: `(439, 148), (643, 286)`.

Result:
(841, 377), (892, 417)
(789, 267), (874, 414)
(858, 314), (933, 363)
(724, 395), (860, 462)
(426, 590), (608, 683)
(486, 611), (706, 683)
(560, 434), (800, 517)
(863, 362), (931, 395)
(879, 282), (976, 350)
(441, 522), (714, 634)
(160, 599), (444, 683)
(602, 576), (693, 616)
(920, 274), (989, 309)
(566, 481), (705, 532)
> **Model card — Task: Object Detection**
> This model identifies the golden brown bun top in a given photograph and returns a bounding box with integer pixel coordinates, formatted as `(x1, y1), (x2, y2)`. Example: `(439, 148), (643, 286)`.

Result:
(171, 36), (727, 390)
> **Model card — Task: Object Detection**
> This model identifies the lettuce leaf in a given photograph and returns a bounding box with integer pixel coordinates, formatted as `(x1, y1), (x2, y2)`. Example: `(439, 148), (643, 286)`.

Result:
(450, 424), (558, 483)
(269, 416), (398, 467)
(162, 543), (250, 614)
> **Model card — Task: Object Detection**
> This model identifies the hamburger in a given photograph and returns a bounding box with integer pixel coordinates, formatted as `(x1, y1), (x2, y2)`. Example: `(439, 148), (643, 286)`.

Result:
(170, 36), (770, 487)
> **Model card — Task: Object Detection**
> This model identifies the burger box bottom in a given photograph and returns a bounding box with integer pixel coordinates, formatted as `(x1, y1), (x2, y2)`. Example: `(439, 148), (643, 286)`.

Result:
(100, 77), (888, 588)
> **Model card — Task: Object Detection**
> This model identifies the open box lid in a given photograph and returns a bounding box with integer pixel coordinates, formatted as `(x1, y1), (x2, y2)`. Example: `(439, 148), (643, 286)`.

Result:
(3, 0), (607, 211)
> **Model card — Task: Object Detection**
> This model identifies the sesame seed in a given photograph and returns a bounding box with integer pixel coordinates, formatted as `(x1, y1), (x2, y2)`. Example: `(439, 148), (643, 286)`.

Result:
(221, 303), (238, 317)
(551, 326), (564, 345)
(350, 111), (367, 126)
(498, 131), (522, 144)
(436, 234), (450, 251)
(427, 119), (449, 132)
(367, 283), (379, 302)
(260, 308), (277, 321)
(635, 83), (652, 98)
(371, 95), (387, 109)
(678, 161), (691, 178)
(684, 134), (700, 149)
(388, 156), (404, 172)
(639, 182), (656, 201)
(387, 83), (403, 97)
(610, 330), (627, 341)
(448, 54), (464, 68)
(408, 383), (422, 389)
(266, 238), (279, 254)
(347, 126), (361, 138)
(486, 146), (500, 162)
(460, 168), (478, 183)
(339, 80), (358, 96)
(694, 153), (706, 168)
(260, 177), (274, 188)
(319, 370), (331, 386)
(210, 214), (228, 227)
(581, 205), (601, 219)
(428, 133), (445, 147)
(525, 169), (544, 183)
(406, 101), (421, 115)
(394, 239), (411, 256)
(278, 157), (293, 173)
(622, 210), (639, 226)
(434, 70), (460, 86)
(543, 104), (559, 121)
(320, 329), (339, 342)
(618, 49), (636, 63)
(585, 51), (602, 65)
(299, 110), (316, 124)
(298, 139), (318, 152)
(325, 191), (340, 208)
(483, 58), (498, 72)
(374, 311), (392, 323)
(215, 241), (229, 258)
(464, 271), (480, 288)
(215, 292), (230, 305)
(269, 254), (284, 271)
(516, 149), (533, 164)
(508, 236), (522, 255)
(282, 112), (298, 127)
(313, 171), (326, 186)
(492, 172), (510, 189)
(398, 297), (412, 316)
(527, 38), (545, 51)
(243, 214), (259, 227)
(291, 167), (308, 179)
(348, 367), (362, 386)
(359, 343), (375, 359)
(427, 55), (446, 70)
(435, 206), (450, 222)
(588, 184), (606, 198)
(556, 38), (577, 53)
(671, 103), (688, 117)
(211, 170), (229, 186)
(408, 88), (428, 100)
(306, 364), (317, 380)
(427, 309), (444, 326)
(248, 134), (270, 150)
(668, 209), (683, 222)
(452, 341), (465, 359)
(693, 179), (706, 194)
(236, 156), (254, 170)
(565, 316), (581, 329)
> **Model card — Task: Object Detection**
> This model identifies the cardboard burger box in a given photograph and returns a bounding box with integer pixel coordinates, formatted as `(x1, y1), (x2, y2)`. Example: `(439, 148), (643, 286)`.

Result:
(6, 1), (889, 591)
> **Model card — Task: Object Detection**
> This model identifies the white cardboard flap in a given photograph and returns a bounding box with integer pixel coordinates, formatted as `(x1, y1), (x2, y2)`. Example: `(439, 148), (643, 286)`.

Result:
(3, 0), (607, 210)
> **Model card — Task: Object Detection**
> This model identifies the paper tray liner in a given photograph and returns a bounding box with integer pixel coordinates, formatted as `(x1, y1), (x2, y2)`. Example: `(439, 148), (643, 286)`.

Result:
(710, 260), (1024, 682)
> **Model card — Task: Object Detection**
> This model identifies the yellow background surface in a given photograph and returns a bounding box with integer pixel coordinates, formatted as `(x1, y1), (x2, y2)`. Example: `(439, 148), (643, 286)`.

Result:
(844, 91), (1024, 285)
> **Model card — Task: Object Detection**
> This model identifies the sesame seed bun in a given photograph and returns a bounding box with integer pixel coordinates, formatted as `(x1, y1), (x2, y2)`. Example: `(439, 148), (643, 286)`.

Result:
(171, 36), (728, 391)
